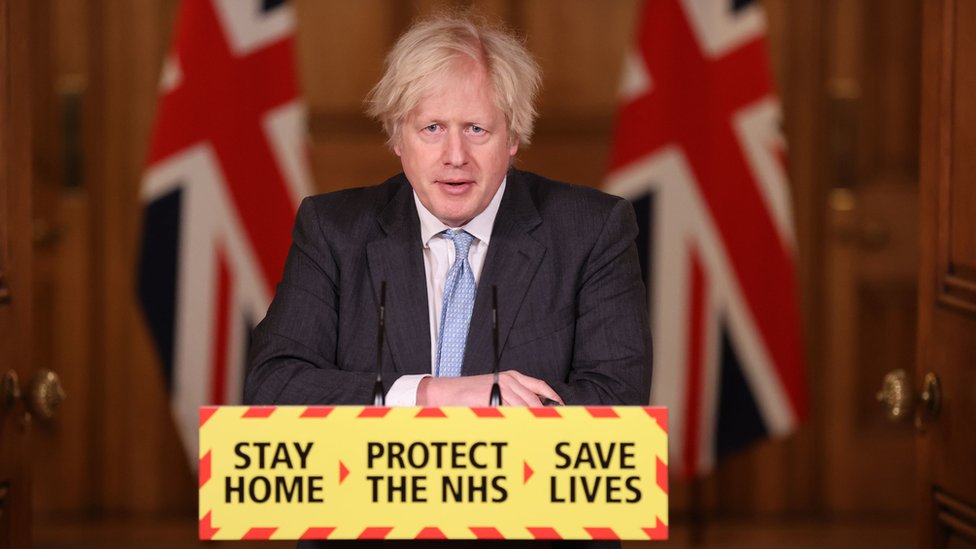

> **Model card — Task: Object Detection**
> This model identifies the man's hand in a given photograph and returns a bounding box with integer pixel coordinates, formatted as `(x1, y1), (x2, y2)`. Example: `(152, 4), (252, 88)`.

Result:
(416, 371), (564, 407)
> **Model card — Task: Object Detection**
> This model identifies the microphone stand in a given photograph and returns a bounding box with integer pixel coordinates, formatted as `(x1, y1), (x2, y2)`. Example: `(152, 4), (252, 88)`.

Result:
(371, 282), (387, 406)
(489, 285), (502, 407)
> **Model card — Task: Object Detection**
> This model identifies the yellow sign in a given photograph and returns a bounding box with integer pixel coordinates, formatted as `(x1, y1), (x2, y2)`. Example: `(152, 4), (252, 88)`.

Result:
(199, 406), (668, 541)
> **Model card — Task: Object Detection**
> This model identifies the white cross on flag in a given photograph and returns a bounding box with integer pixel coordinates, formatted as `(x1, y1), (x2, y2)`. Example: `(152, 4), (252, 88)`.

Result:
(604, 0), (807, 477)
(137, 0), (311, 465)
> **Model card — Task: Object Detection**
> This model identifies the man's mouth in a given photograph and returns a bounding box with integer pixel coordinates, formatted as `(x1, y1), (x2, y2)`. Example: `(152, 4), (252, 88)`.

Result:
(437, 180), (475, 195)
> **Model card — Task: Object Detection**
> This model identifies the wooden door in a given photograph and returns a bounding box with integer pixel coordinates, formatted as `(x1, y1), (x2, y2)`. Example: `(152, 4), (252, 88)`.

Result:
(0, 0), (34, 547)
(822, 0), (920, 515)
(917, 0), (976, 546)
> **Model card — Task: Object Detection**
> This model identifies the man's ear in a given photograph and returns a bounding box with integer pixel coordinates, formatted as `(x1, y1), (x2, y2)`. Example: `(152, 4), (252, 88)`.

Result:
(391, 125), (403, 156)
(508, 136), (519, 157)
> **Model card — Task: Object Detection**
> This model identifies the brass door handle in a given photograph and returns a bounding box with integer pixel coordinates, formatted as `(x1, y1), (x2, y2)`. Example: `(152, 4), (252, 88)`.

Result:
(877, 369), (941, 427)
(2, 368), (66, 424)
(28, 369), (66, 421)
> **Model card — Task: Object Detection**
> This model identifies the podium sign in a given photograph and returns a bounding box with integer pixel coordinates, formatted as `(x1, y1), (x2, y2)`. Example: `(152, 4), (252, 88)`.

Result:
(199, 406), (668, 541)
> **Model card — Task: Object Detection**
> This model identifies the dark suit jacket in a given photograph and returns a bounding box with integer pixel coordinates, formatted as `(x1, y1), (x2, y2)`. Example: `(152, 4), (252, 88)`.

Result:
(244, 169), (652, 549)
(245, 169), (652, 407)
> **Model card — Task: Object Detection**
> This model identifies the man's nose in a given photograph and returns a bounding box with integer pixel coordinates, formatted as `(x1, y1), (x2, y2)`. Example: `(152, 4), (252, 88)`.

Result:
(442, 130), (468, 167)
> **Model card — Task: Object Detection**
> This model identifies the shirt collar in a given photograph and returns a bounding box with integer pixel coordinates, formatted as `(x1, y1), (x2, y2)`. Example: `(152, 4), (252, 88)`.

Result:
(414, 177), (506, 247)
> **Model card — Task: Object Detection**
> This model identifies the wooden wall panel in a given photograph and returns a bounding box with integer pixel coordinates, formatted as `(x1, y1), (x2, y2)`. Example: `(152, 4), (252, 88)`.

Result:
(522, 0), (639, 117)
(30, 0), (90, 514)
(947, 0), (976, 282)
(1, 0), (36, 544)
(862, 0), (921, 176)
(31, 196), (95, 513)
(69, 0), (193, 515)
(294, 0), (393, 114)
(917, 2), (976, 545)
(820, 0), (919, 516)
(760, 0), (825, 515)
(307, 138), (402, 192)
(297, 1), (390, 193)
(517, 136), (617, 188)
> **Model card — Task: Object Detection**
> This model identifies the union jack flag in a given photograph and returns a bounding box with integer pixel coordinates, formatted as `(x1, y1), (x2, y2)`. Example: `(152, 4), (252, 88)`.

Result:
(137, 0), (311, 465)
(604, 0), (807, 477)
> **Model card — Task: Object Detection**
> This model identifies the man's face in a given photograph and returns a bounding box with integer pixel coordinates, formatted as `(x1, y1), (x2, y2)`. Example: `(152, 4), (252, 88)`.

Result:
(394, 58), (518, 227)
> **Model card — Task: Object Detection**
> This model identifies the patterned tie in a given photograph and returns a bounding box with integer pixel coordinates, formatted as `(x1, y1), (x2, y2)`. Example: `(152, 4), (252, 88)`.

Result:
(435, 230), (476, 377)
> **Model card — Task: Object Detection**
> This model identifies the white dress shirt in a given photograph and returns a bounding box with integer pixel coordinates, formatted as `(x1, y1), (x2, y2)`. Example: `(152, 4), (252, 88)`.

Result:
(384, 178), (506, 406)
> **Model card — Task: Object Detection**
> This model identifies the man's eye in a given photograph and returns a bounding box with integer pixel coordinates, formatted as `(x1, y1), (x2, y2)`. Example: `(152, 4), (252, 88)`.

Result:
(423, 124), (440, 133)
(470, 125), (485, 134)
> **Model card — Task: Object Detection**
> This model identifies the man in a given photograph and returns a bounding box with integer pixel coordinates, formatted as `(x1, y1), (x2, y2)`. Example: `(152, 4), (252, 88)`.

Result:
(246, 12), (652, 549)
(246, 14), (650, 412)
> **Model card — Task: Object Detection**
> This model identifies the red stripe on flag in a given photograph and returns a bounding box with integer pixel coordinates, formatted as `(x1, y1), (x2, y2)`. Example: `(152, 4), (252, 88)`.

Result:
(199, 450), (211, 488)
(585, 407), (619, 418)
(140, 0), (311, 476)
(358, 527), (393, 539)
(242, 406), (276, 418)
(681, 251), (707, 478)
(585, 528), (620, 540)
(210, 246), (231, 405)
(300, 407), (334, 418)
(147, 0), (299, 292)
(415, 527), (447, 539)
(242, 528), (276, 540)
(606, 0), (809, 477)
(471, 407), (504, 417)
(470, 527), (504, 539)
(301, 528), (335, 540)
(612, 0), (806, 420)
(199, 406), (218, 427)
(527, 527), (561, 540)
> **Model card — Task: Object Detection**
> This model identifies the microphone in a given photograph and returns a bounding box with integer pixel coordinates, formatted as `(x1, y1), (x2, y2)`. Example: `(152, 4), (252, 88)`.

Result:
(371, 282), (387, 406)
(489, 285), (502, 407)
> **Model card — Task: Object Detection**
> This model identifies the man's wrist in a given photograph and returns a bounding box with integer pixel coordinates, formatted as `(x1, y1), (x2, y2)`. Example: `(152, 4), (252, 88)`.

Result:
(417, 376), (432, 406)
(385, 374), (429, 406)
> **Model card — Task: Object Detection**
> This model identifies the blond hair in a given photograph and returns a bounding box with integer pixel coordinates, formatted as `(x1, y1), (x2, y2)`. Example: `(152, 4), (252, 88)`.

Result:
(365, 12), (542, 148)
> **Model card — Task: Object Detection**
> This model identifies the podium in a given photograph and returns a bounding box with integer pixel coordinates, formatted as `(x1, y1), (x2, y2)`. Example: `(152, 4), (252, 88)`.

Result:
(199, 406), (668, 541)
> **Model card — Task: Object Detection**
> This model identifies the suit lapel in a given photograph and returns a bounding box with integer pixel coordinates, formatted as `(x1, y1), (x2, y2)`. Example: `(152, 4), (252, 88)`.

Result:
(463, 172), (545, 375)
(366, 177), (431, 375)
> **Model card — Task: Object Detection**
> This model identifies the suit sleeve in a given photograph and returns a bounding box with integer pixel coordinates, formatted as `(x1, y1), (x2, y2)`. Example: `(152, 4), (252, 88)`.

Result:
(553, 198), (653, 405)
(244, 198), (383, 405)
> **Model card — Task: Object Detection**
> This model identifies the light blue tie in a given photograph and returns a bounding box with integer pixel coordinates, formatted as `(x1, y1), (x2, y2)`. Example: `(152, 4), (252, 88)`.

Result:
(435, 230), (476, 377)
